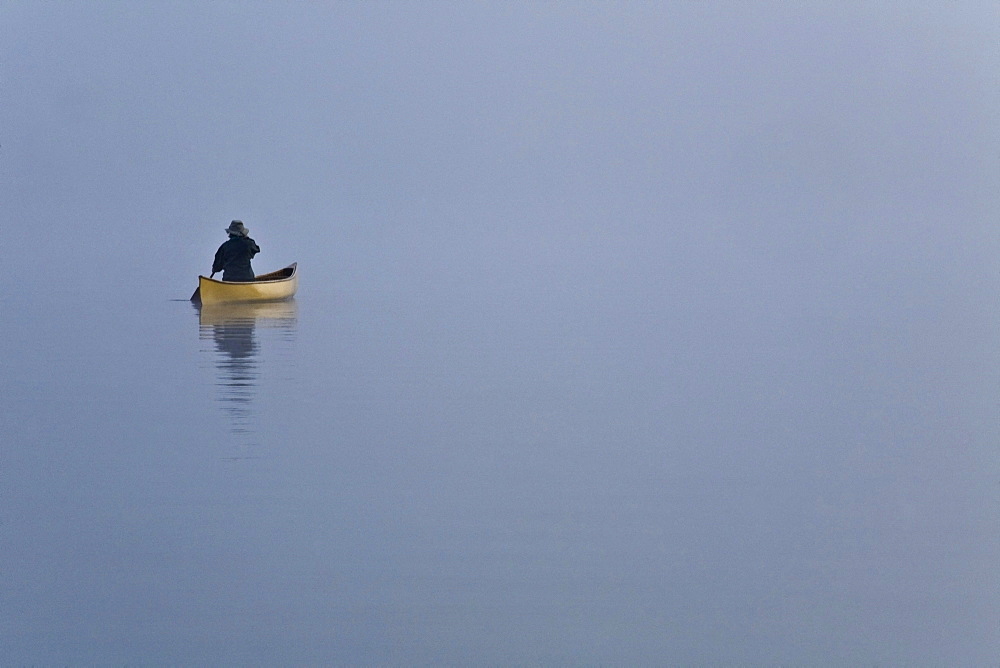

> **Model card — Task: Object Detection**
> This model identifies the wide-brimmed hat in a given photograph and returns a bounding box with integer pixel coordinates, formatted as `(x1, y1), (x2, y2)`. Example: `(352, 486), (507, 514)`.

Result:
(225, 220), (249, 236)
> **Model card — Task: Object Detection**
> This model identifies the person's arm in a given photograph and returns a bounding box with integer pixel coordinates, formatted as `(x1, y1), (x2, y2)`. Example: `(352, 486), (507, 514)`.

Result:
(212, 244), (226, 275)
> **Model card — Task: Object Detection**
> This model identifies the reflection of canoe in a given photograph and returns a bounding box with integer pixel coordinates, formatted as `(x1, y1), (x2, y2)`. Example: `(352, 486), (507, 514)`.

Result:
(193, 263), (298, 305)
(197, 299), (298, 327)
(196, 296), (297, 440)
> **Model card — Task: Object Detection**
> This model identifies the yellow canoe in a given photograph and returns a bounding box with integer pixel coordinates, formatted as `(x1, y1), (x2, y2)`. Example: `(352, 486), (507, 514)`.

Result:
(192, 263), (298, 305)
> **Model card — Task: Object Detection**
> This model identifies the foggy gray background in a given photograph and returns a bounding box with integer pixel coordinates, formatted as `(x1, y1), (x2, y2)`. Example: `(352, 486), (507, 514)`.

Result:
(2, 1), (999, 664)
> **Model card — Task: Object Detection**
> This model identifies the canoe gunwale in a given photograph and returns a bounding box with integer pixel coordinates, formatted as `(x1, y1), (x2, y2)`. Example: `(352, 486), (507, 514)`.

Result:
(200, 263), (297, 285)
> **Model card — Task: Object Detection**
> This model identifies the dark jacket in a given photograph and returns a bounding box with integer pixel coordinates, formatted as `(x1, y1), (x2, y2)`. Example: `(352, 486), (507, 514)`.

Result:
(212, 236), (260, 281)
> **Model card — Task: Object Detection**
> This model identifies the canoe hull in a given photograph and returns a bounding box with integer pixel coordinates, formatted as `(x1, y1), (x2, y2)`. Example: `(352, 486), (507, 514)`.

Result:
(195, 263), (298, 305)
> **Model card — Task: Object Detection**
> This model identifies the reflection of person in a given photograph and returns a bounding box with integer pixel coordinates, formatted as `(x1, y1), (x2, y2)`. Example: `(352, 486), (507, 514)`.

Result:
(212, 220), (261, 282)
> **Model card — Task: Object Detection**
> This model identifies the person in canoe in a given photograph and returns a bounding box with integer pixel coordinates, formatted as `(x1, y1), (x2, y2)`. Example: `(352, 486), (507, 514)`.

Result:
(212, 220), (260, 282)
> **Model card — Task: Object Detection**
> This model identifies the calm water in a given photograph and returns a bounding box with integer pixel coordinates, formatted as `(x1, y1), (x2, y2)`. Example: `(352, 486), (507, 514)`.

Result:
(4, 1), (999, 662)
(2, 249), (999, 664)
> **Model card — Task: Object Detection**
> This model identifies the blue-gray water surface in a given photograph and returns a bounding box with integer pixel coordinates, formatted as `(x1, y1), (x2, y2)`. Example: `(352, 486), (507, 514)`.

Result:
(3, 2), (1000, 663)
(2, 243), (998, 663)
